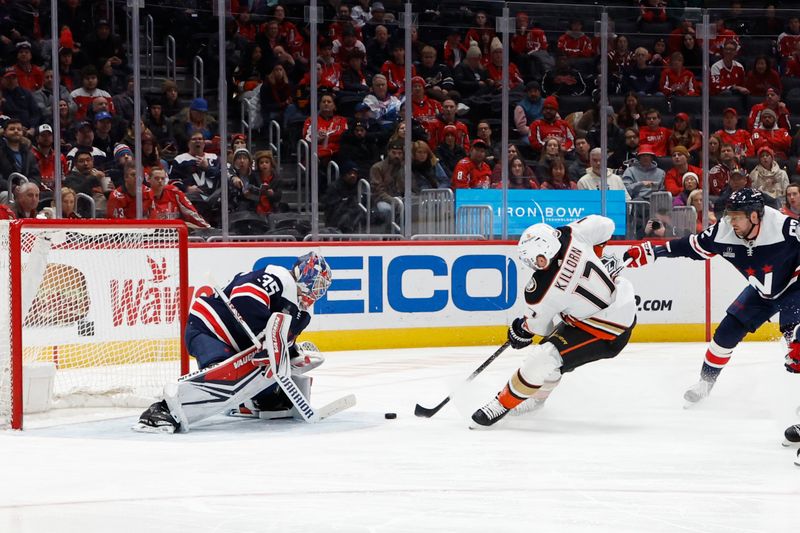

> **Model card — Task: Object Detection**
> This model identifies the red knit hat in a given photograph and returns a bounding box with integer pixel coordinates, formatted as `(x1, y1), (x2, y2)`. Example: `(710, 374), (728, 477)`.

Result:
(543, 96), (559, 110)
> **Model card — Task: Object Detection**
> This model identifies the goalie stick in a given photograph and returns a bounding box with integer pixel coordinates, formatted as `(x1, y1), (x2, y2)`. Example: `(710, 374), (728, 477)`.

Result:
(415, 342), (511, 418)
(229, 393), (357, 421)
(207, 273), (351, 423)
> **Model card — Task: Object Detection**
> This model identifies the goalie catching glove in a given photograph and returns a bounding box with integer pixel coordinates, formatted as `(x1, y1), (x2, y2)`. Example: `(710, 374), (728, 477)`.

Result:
(623, 241), (656, 268)
(508, 317), (534, 349)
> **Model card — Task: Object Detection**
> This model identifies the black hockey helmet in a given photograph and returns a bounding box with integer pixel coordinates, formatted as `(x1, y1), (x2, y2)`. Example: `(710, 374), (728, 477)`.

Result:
(725, 188), (765, 218)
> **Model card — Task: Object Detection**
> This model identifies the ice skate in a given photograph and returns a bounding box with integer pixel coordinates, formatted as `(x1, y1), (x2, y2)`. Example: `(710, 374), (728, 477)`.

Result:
(470, 397), (510, 429)
(795, 449), (800, 467)
(683, 378), (715, 406)
(783, 424), (800, 447)
(509, 396), (547, 416)
(132, 400), (180, 434)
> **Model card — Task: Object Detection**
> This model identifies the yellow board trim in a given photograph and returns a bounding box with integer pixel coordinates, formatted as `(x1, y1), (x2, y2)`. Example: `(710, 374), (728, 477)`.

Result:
(302, 323), (783, 352)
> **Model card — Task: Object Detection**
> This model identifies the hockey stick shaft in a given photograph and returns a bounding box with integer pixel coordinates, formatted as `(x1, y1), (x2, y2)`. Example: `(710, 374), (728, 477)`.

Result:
(414, 341), (511, 418)
(206, 273), (317, 422)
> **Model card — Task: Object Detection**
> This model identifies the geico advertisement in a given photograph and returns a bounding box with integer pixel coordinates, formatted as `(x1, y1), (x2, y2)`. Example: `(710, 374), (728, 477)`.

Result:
(188, 243), (710, 330)
(189, 244), (522, 330)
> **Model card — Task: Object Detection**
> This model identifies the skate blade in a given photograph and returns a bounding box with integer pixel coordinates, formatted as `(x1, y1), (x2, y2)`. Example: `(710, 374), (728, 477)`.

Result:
(782, 439), (800, 448)
(131, 422), (175, 434)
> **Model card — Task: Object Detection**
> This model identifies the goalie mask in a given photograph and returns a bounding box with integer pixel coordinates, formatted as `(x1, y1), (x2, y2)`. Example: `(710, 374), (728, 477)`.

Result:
(292, 252), (332, 310)
(518, 223), (562, 271)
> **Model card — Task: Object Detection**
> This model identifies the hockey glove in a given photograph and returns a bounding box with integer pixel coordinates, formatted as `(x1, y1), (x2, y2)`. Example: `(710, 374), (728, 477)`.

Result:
(508, 317), (534, 350)
(786, 342), (800, 373)
(623, 241), (655, 268)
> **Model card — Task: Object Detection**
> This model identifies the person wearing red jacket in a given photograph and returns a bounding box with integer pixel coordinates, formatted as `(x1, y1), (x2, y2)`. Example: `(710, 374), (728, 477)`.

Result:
(31, 124), (68, 191)
(638, 109), (671, 157)
(107, 163), (154, 219)
(557, 19), (593, 58)
(12, 41), (44, 92)
(528, 96), (575, 153)
(273, 5), (304, 56)
(381, 43), (415, 95)
(442, 29), (468, 68)
(663, 146), (703, 196)
(410, 76), (442, 138)
(148, 168), (209, 229)
(485, 38), (524, 91)
(302, 93), (348, 161)
(743, 56), (782, 97)
(428, 98), (470, 152)
(785, 40), (800, 78)
(747, 108), (792, 159)
(714, 108), (751, 159)
(747, 87), (791, 130)
(511, 12), (549, 57)
(777, 17), (800, 61)
(660, 52), (699, 96)
(710, 41), (747, 95)
(707, 143), (740, 196)
(451, 140), (493, 189)
(708, 19), (740, 56)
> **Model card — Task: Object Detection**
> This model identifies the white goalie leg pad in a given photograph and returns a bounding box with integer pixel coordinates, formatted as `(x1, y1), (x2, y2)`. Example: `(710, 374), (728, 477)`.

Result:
(258, 374), (311, 420)
(163, 347), (277, 432)
(518, 343), (563, 388)
(262, 312), (293, 377)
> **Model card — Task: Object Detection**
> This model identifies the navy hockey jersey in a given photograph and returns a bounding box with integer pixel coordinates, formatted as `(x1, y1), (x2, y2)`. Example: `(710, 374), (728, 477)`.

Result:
(188, 265), (309, 351)
(658, 206), (800, 299)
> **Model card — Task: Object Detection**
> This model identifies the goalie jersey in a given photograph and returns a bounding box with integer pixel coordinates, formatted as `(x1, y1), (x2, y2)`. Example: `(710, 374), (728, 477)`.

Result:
(657, 206), (800, 299)
(523, 216), (637, 339)
(188, 265), (309, 352)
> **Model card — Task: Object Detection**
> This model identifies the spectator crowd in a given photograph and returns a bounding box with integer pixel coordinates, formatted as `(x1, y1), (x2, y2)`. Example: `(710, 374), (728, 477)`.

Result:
(2, 1), (800, 237)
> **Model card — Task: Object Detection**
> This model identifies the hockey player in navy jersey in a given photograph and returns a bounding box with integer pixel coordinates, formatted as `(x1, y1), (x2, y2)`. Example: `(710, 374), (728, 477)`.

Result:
(624, 188), (800, 405)
(134, 251), (332, 433)
(471, 216), (638, 428)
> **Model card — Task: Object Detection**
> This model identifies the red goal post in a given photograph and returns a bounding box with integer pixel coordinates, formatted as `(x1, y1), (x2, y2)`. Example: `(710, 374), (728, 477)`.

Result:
(0, 219), (190, 429)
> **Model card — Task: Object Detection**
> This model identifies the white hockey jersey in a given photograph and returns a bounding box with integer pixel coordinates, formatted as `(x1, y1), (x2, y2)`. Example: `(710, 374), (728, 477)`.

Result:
(521, 215), (637, 339)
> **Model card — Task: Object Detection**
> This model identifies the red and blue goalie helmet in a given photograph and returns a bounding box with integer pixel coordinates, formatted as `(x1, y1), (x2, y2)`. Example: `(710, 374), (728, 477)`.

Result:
(292, 251), (332, 309)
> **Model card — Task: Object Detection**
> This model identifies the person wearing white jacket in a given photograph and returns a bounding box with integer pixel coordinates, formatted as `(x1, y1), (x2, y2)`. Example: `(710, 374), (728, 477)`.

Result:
(577, 147), (631, 200)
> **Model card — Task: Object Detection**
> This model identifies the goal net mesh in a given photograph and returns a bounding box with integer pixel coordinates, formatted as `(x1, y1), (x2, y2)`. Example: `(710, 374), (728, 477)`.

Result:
(0, 222), (185, 428)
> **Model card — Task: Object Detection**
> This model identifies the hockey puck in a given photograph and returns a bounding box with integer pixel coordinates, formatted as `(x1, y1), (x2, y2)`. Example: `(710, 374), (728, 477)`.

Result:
(384, 412), (397, 419)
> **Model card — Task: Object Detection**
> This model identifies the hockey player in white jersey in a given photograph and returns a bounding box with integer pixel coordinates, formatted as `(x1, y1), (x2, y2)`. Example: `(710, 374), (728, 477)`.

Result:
(133, 251), (333, 433)
(471, 215), (638, 427)
(624, 189), (800, 406)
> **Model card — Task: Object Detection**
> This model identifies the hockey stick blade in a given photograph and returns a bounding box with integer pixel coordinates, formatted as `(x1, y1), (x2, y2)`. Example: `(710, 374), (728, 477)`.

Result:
(313, 394), (357, 421)
(414, 397), (450, 418)
(415, 342), (511, 419)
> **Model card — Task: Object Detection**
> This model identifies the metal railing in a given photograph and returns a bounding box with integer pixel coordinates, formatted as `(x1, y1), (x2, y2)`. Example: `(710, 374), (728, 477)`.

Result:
(145, 14), (154, 91)
(390, 196), (404, 234)
(672, 206), (698, 237)
(304, 233), (403, 241)
(268, 120), (281, 172)
(626, 200), (650, 239)
(76, 192), (96, 219)
(456, 205), (493, 239)
(357, 179), (371, 234)
(193, 56), (204, 99)
(418, 188), (454, 235)
(410, 234), (486, 240)
(296, 140), (310, 214)
(326, 160), (339, 188)
(240, 99), (252, 152)
(206, 235), (297, 242)
(165, 35), (177, 83)
(5, 172), (28, 204)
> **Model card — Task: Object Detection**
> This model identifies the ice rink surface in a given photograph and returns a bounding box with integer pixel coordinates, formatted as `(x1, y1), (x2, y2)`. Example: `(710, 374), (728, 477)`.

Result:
(1, 342), (799, 533)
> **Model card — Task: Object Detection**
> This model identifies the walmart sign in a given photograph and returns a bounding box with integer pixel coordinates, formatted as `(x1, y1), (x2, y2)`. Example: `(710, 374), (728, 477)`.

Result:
(455, 190), (627, 236)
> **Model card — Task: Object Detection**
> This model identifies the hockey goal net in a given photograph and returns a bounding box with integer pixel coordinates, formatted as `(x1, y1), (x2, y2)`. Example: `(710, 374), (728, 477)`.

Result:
(0, 220), (189, 429)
